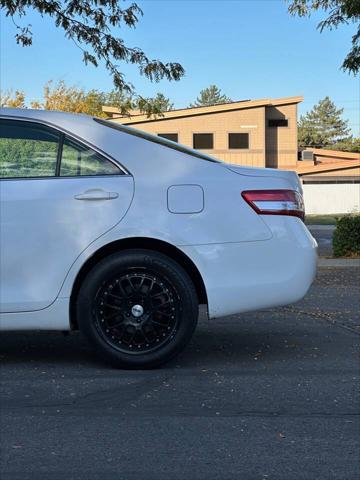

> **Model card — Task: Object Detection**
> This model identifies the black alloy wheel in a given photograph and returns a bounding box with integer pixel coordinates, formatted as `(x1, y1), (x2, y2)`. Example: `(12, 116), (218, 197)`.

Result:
(77, 250), (199, 369)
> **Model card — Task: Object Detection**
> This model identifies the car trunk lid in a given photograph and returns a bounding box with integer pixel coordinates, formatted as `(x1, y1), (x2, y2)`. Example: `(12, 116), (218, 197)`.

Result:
(224, 164), (303, 194)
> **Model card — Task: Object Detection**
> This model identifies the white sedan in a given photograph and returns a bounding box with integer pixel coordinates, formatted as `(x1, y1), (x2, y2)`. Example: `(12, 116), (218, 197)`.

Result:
(0, 108), (317, 368)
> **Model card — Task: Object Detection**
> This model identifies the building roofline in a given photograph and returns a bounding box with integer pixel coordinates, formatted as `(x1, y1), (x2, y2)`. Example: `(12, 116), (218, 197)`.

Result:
(311, 148), (360, 161)
(282, 159), (360, 176)
(102, 95), (304, 125)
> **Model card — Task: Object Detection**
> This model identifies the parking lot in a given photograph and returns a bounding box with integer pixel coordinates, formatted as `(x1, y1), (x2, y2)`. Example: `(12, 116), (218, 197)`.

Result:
(0, 265), (359, 480)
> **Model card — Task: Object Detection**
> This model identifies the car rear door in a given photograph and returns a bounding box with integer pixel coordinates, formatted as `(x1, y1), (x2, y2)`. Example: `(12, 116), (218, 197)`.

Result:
(0, 118), (134, 313)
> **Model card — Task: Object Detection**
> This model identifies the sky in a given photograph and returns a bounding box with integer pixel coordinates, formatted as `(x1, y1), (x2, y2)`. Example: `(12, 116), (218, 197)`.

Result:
(1, 0), (359, 133)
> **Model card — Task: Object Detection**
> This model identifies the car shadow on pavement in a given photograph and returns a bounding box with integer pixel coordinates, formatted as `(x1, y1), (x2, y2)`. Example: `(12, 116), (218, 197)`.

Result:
(0, 312), (319, 370)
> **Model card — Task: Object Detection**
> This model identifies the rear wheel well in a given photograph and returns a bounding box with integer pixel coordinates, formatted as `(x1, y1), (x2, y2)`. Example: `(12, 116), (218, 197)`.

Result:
(70, 237), (207, 329)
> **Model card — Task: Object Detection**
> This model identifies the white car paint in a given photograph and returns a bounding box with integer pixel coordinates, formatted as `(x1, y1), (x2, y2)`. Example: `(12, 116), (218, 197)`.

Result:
(0, 108), (317, 330)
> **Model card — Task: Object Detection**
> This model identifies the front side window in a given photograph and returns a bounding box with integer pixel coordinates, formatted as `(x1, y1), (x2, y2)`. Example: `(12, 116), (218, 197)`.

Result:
(228, 133), (249, 149)
(60, 137), (120, 176)
(0, 119), (60, 178)
(193, 133), (213, 150)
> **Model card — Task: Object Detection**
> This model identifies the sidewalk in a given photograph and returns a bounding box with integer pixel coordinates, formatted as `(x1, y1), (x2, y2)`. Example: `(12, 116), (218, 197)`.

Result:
(308, 224), (336, 231)
(318, 257), (360, 267)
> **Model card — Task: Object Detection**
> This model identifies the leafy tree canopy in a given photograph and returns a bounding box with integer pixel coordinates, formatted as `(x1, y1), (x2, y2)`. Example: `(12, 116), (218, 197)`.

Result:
(0, 89), (26, 108)
(298, 96), (352, 147)
(0, 0), (185, 112)
(323, 136), (360, 152)
(1, 80), (175, 117)
(190, 85), (232, 107)
(288, 0), (360, 74)
(137, 93), (174, 117)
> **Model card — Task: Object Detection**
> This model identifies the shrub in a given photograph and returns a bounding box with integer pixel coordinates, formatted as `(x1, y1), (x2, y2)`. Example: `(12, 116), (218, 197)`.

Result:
(333, 215), (360, 257)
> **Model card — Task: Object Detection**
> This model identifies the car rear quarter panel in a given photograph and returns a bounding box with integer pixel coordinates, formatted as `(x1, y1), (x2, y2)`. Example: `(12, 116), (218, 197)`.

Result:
(58, 133), (317, 319)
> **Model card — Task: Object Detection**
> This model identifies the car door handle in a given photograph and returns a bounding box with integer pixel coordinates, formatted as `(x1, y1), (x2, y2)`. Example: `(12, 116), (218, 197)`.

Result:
(74, 189), (119, 201)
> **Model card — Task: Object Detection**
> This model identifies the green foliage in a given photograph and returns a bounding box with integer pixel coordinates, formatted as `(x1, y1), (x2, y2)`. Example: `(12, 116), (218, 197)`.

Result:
(333, 215), (360, 257)
(0, 138), (58, 177)
(323, 137), (360, 152)
(0, 134), (118, 178)
(190, 85), (232, 107)
(101, 89), (134, 116)
(305, 214), (338, 225)
(298, 97), (351, 147)
(288, 0), (360, 74)
(60, 139), (119, 176)
(137, 93), (174, 117)
(0, 0), (184, 103)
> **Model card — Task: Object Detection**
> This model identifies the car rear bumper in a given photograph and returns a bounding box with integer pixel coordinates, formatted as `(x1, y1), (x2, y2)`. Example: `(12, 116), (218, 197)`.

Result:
(180, 216), (318, 319)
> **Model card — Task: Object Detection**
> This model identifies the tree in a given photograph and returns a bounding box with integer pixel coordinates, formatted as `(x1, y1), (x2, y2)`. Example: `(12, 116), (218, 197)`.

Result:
(0, 80), (175, 118)
(288, 0), (360, 74)
(298, 96), (352, 147)
(323, 136), (360, 152)
(102, 89), (134, 115)
(137, 93), (174, 117)
(28, 80), (108, 116)
(0, 89), (26, 108)
(0, 0), (185, 110)
(190, 85), (232, 107)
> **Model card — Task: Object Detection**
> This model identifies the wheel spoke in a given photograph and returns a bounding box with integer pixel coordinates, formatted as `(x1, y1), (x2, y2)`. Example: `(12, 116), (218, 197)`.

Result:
(95, 271), (178, 354)
(125, 276), (137, 294)
(108, 318), (125, 329)
(137, 275), (146, 291)
(151, 291), (168, 299)
(146, 278), (156, 295)
(107, 292), (123, 301)
(151, 319), (169, 327)
(140, 328), (151, 344)
(103, 303), (122, 311)
(103, 311), (122, 321)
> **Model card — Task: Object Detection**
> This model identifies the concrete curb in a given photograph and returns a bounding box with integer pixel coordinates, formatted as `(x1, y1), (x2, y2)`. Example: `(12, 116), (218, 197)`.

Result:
(308, 225), (336, 231)
(318, 258), (360, 267)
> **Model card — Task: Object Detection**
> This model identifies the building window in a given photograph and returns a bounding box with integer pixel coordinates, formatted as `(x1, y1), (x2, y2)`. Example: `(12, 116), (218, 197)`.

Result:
(268, 119), (289, 127)
(228, 133), (249, 150)
(193, 133), (213, 150)
(158, 133), (178, 142)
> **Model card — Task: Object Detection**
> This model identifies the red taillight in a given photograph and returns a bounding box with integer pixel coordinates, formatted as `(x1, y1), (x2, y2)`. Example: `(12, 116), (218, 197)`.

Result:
(241, 190), (305, 221)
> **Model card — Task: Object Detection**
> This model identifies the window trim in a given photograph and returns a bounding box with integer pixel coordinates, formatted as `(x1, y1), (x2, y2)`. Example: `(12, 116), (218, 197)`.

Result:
(192, 132), (214, 150)
(0, 116), (130, 180)
(228, 132), (250, 151)
(55, 133), (64, 177)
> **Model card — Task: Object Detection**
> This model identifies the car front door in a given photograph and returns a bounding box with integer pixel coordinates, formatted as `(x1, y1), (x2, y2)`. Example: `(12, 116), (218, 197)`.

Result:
(0, 118), (134, 313)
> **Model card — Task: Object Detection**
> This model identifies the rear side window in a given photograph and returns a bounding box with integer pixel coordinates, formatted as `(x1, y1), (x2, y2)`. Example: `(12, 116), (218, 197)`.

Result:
(60, 137), (120, 176)
(0, 119), (60, 178)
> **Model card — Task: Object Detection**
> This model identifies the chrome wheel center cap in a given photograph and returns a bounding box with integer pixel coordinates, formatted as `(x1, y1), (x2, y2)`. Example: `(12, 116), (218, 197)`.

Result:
(131, 304), (144, 318)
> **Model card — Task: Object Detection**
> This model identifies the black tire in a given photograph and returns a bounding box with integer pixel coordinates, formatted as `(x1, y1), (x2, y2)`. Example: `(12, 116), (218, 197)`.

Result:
(77, 249), (198, 369)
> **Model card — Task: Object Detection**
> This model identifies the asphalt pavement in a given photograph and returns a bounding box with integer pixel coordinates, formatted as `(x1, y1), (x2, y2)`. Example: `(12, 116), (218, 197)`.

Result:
(308, 225), (335, 257)
(0, 267), (359, 480)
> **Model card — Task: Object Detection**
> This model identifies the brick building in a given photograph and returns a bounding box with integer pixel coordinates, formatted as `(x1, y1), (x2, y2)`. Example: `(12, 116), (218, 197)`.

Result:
(102, 96), (303, 170)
